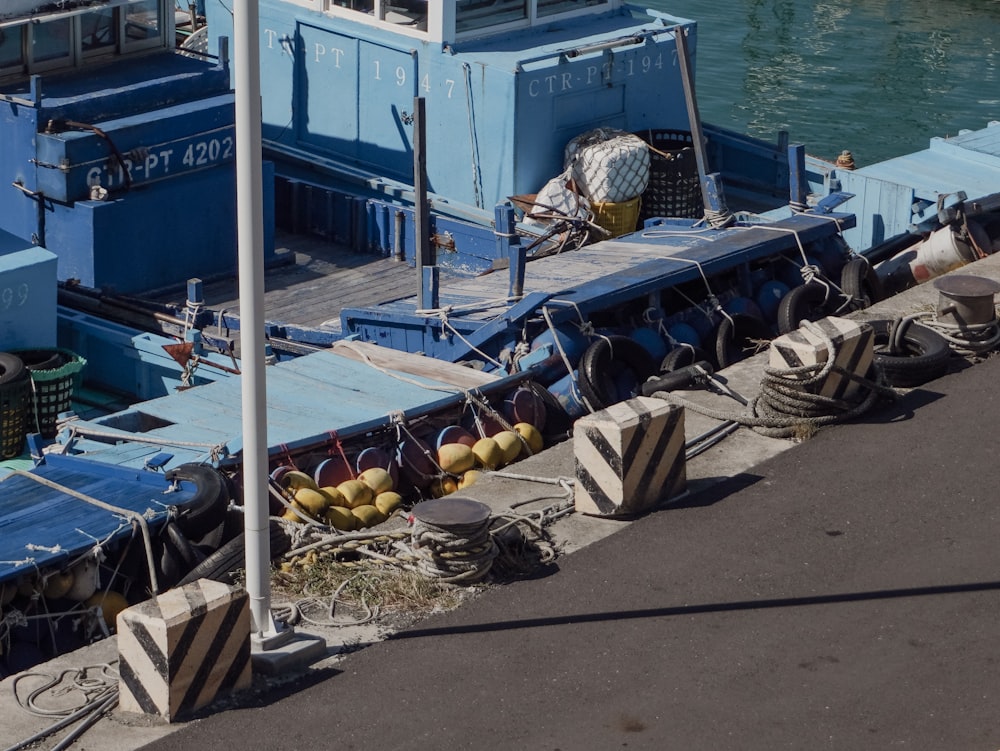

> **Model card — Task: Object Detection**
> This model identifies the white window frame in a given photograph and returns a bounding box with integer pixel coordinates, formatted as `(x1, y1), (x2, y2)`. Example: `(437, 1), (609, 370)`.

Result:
(0, 0), (172, 82)
(300, 0), (620, 45)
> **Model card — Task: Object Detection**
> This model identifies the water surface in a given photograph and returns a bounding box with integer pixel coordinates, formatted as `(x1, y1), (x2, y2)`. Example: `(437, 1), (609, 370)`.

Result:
(655, 0), (1000, 165)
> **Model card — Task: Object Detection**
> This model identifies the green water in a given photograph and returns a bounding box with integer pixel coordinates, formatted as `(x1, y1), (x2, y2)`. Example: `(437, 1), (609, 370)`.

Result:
(652, 0), (1000, 166)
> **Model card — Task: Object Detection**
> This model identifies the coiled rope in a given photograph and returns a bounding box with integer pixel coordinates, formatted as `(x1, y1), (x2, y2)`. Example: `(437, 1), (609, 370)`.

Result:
(909, 310), (1000, 355)
(651, 320), (896, 438)
(403, 510), (499, 584)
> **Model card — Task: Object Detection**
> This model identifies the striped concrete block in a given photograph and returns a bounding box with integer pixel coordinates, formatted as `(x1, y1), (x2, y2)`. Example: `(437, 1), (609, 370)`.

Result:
(769, 316), (874, 399)
(117, 579), (251, 721)
(574, 396), (686, 516)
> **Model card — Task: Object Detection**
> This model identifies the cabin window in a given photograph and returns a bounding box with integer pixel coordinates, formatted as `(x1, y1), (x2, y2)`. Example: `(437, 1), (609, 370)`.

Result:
(0, 26), (25, 71)
(536, 0), (607, 17)
(380, 0), (428, 30)
(31, 18), (73, 66)
(81, 9), (119, 56)
(456, 0), (527, 33)
(124, 0), (163, 47)
(0, 1), (172, 82)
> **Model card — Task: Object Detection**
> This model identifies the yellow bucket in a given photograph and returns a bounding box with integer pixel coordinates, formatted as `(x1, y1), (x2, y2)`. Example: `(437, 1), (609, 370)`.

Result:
(591, 196), (641, 238)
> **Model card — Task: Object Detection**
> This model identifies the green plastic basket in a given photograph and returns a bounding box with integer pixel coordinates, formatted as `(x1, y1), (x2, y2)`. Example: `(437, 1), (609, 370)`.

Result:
(14, 349), (87, 439)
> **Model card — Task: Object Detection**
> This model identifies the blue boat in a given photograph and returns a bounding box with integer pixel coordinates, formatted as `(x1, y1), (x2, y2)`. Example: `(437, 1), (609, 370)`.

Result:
(0, 0), (999, 673)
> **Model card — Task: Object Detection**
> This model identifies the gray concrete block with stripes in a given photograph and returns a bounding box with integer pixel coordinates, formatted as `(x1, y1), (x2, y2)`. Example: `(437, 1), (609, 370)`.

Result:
(573, 396), (686, 516)
(769, 316), (874, 399)
(116, 579), (251, 721)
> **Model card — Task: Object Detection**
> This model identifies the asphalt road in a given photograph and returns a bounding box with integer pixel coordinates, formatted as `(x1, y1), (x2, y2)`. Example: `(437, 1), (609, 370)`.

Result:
(144, 357), (1000, 751)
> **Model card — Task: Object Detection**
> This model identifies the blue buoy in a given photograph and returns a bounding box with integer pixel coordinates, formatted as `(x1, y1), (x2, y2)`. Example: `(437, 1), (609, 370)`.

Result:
(755, 280), (790, 322)
(629, 327), (668, 361)
(547, 371), (588, 419)
(723, 296), (764, 320)
(531, 325), (588, 366)
(666, 322), (702, 348)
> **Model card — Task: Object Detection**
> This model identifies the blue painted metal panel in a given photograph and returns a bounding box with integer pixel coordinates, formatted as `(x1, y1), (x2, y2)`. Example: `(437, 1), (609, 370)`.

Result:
(40, 162), (275, 294)
(0, 455), (197, 584)
(207, 1), (695, 211)
(34, 94), (235, 202)
(339, 211), (855, 363)
(57, 307), (233, 401)
(0, 245), (58, 351)
(1, 53), (232, 128)
(833, 122), (1000, 251)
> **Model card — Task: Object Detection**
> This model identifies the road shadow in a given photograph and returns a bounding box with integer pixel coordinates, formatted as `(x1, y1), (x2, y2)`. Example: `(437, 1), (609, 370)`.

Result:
(387, 579), (1000, 641)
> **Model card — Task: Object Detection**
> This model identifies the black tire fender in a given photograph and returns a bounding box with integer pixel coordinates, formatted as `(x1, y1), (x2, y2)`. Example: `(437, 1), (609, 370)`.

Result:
(577, 335), (657, 411)
(175, 521), (292, 588)
(840, 257), (884, 312)
(659, 344), (709, 373)
(0, 353), (26, 385)
(713, 313), (773, 369)
(157, 521), (208, 590)
(868, 318), (951, 387)
(164, 464), (231, 540)
(777, 282), (831, 334)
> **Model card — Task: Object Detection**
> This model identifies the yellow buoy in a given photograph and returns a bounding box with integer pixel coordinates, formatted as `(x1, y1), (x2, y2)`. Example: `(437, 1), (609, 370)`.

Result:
(320, 486), (348, 507)
(337, 479), (375, 508)
(325, 505), (356, 531)
(85, 590), (130, 630)
(280, 470), (319, 493)
(430, 475), (459, 498)
(459, 469), (482, 489)
(281, 500), (308, 522)
(358, 467), (394, 495)
(514, 422), (544, 455)
(471, 437), (503, 470)
(492, 430), (522, 465)
(42, 569), (75, 600)
(351, 505), (388, 529)
(294, 486), (334, 516)
(438, 443), (475, 474)
(374, 491), (404, 516)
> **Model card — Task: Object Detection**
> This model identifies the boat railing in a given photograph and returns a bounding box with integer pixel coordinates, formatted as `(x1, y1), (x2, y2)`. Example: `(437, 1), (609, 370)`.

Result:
(513, 23), (679, 70)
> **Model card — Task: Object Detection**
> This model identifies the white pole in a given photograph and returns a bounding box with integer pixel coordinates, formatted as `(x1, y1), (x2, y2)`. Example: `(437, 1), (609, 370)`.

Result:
(233, 0), (278, 639)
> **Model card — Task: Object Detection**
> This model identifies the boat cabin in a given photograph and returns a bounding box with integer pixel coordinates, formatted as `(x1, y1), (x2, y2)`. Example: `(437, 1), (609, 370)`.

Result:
(0, 0), (274, 295)
(204, 0), (699, 264)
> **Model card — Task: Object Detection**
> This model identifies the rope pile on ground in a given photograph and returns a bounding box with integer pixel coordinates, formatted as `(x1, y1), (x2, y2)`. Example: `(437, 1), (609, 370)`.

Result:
(6, 663), (119, 751)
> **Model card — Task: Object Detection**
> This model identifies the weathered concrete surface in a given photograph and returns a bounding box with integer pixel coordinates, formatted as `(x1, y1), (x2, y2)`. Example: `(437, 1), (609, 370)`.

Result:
(4, 255), (1000, 750)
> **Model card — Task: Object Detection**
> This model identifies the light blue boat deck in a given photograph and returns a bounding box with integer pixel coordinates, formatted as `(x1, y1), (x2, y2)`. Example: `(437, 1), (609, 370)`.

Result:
(817, 121), (1000, 251)
(57, 346), (508, 471)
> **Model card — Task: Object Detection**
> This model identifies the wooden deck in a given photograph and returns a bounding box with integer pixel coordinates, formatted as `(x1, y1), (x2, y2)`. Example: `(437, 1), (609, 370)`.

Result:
(156, 230), (440, 333)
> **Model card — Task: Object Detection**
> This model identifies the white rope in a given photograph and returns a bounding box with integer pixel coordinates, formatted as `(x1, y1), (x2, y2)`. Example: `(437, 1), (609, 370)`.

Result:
(60, 423), (229, 459)
(334, 340), (462, 394)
